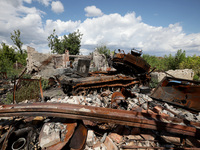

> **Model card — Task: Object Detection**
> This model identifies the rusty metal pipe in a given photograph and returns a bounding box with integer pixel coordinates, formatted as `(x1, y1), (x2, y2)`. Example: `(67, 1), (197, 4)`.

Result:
(0, 103), (200, 138)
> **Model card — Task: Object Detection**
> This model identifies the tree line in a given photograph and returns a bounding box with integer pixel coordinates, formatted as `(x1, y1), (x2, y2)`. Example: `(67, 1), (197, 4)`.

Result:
(142, 50), (200, 80)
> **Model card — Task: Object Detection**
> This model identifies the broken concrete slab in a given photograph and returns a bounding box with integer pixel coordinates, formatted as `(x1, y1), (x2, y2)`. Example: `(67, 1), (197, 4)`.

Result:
(108, 133), (123, 144)
(104, 136), (118, 150)
(39, 131), (60, 148)
(150, 69), (194, 82)
(39, 122), (67, 148)
(86, 130), (96, 147)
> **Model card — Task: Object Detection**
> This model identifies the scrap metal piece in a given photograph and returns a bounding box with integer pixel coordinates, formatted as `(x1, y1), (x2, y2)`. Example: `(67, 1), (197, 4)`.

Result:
(59, 74), (140, 95)
(58, 49), (151, 95)
(111, 92), (126, 109)
(69, 122), (87, 149)
(112, 49), (151, 76)
(1, 125), (15, 150)
(151, 77), (200, 112)
(0, 103), (200, 138)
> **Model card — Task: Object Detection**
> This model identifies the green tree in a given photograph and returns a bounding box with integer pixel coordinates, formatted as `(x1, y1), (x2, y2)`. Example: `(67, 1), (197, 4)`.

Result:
(179, 55), (200, 77)
(174, 49), (186, 68)
(0, 43), (16, 73)
(47, 29), (82, 55)
(10, 29), (23, 54)
(163, 49), (186, 70)
(142, 54), (167, 71)
(142, 49), (186, 71)
(96, 45), (111, 58)
(47, 29), (62, 54)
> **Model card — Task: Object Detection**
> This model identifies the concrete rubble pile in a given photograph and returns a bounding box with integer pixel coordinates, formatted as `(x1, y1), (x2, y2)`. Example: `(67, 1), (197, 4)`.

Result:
(0, 47), (200, 149)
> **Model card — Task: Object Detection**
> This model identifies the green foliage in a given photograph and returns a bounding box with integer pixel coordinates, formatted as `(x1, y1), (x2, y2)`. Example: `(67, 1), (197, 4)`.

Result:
(96, 45), (111, 58)
(142, 54), (167, 71)
(15, 50), (27, 66)
(142, 49), (186, 71)
(143, 49), (200, 81)
(41, 79), (50, 90)
(0, 43), (16, 73)
(10, 29), (23, 54)
(179, 55), (200, 77)
(15, 80), (40, 103)
(0, 42), (27, 79)
(193, 74), (199, 81)
(165, 49), (186, 70)
(0, 29), (27, 78)
(3, 92), (13, 104)
(47, 29), (82, 55)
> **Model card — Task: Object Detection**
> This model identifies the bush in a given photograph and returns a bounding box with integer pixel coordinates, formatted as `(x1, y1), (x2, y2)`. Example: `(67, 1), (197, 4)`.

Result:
(193, 74), (199, 81)
(143, 49), (187, 71)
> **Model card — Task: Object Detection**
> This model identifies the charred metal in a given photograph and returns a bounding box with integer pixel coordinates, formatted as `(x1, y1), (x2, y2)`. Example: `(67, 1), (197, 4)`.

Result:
(0, 47), (200, 149)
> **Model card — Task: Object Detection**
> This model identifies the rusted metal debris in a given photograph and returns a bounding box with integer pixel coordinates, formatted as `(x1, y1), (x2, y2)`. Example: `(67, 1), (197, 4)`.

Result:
(2, 49), (200, 149)
(57, 49), (151, 95)
(151, 77), (200, 112)
(59, 74), (140, 95)
(0, 103), (200, 138)
(112, 49), (151, 76)
(111, 91), (126, 109)
(69, 122), (87, 149)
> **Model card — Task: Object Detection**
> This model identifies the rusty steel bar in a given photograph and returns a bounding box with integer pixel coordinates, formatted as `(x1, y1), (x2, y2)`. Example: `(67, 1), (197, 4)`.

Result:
(0, 103), (200, 138)
(120, 146), (166, 149)
(121, 145), (200, 150)
(74, 76), (138, 88)
(39, 78), (44, 102)
(73, 81), (139, 95)
(1, 125), (15, 150)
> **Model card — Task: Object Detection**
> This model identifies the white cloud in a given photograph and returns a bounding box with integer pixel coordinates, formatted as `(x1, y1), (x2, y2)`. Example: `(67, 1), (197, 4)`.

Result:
(78, 12), (200, 55)
(0, 0), (200, 56)
(0, 0), (47, 49)
(37, 0), (52, 6)
(24, 0), (32, 4)
(84, 5), (103, 17)
(51, 1), (64, 14)
(45, 19), (81, 34)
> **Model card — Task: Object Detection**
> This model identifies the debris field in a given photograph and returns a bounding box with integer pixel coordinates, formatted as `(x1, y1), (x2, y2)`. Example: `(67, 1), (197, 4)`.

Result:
(0, 48), (200, 150)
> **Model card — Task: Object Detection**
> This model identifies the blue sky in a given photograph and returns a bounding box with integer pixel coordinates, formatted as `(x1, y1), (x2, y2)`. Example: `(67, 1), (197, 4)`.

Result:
(0, 0), (200, 56)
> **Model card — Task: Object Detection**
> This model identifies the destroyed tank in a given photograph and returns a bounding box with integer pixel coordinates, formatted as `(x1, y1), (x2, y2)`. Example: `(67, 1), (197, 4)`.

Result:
(58, 49), (151, 95)
(112, 49), (151, 76)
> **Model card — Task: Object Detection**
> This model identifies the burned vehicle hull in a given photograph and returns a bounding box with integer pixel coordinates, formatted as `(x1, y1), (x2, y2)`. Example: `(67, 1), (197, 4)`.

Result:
(59, 74), (140, 95)
(59, 49), (151, 95)
(112, 49), (151, 76)
(151, 77), (200, 112)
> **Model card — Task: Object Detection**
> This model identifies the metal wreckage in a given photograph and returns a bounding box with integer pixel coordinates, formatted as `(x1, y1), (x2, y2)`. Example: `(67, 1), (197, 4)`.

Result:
(1, 49), (200, 150)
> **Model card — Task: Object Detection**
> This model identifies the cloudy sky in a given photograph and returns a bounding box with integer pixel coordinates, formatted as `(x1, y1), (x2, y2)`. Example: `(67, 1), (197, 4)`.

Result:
(0, 0), (200, 56)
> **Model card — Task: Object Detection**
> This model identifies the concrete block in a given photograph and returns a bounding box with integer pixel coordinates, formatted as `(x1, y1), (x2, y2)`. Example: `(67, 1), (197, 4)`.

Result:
(86, 130), (96, 147)
(104, 136), (118, 150)
(108, 133), (123, 144)
(39, 131), (60, 148)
